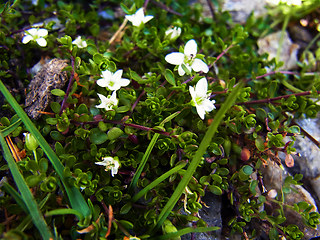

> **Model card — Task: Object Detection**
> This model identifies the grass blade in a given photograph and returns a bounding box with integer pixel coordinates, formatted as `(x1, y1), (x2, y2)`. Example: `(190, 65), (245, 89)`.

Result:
(0, 134), (53, 239)
(0, 80), (91, 221)
(2, 181), (27, 213)
(131, 161), (187, 202)
(1, 118), (21, 137)
(129, 111), (181, 191)
(129, 132), (159, 191)
(153, 82), (244, 231)
(149, 226), (220, 240)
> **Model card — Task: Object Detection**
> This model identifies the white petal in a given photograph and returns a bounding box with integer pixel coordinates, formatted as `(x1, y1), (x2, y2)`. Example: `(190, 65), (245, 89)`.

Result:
(195, 78), (208, 97)
(27, 28), (38, 36)
(95, 93), (108, 108)
(22, 35), (33, 44)
(95, 162), (107, 166)
(196, 106), (206, 120)
(143, 15), (153, 23)
(96, 78), (108, 87)
(101, 70), (112, 79)
(125, 14), (135, 23)
(120, 78), (130, 87)
(37, 29), (48, 37)
(189, 86), (196, 102)
(135, 8), (145, 20)
(202, 99), (215, 112)
(191, 59), (209, 73)
(178, 65), (185, 76)
(165, 52), (185, 65)
(184, 39), (197, 57)
(36, 38), (47, 47)
(113, 69), (123, 80)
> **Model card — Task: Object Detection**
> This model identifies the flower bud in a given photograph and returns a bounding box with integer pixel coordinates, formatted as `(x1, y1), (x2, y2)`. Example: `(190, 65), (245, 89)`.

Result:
(241, 148), (251, 161)
(24, 133), (39, 151)
(165, 26), (181, 41)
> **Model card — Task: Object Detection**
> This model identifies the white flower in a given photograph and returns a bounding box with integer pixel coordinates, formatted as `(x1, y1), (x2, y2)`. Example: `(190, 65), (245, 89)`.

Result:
(96, 69), (130, 91)
(72, 36), (87, 48)
(95, 157), (120, 177)
(125, 8), (153, 27)
(22, 28), (48, 47)
(95, 91), (118, 111)
(165, 26), (182, 41)
(165, 39), (209, 76)
(189, 78), (216, 120)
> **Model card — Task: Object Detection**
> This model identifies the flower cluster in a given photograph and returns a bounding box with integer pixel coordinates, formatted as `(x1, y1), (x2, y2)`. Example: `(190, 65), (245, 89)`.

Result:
(165, 39), (214, 119)
(95, 69), (130, 112)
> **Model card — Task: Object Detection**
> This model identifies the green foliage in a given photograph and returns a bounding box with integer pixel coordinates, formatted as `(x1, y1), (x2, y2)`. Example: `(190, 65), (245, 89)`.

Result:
(0, 0), (319, 239)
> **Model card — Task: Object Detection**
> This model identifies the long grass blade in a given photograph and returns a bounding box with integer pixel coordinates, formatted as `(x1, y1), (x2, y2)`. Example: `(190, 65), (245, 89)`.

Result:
(2, 181), (28, 213)
(131, 161), (187, 202)
(0, 134), (53, 239)
(0, 80), (91, 221)
(1, 118), (21, 137)
(129, 111), (181, 191)
(16, 193), (52, 232)
(149, 226), (220, 240)
(129, 132), (159, 191)
(153, 82), (244, 231)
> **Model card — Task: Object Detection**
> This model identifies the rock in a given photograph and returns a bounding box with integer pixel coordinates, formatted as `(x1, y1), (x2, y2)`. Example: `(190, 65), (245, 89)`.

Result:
(257, 31), (300, 70)
(197, 0), (268, 23)
(181, 193), (222, 240)
(220, 0), (267, 23)
(261, 161), (320, 239)
(25, 58), (69, 119)
(284, 116), (320, 202)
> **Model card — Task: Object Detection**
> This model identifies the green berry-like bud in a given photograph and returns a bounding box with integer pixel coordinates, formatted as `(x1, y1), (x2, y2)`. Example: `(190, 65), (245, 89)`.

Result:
(24, 133), (39, 151)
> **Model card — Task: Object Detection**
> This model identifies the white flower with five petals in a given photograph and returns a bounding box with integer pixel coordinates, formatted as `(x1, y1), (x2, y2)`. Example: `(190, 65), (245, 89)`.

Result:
(189, 78), (216, 120)
(165, 39), (209, 76)
(72, 36), (87, 48)
(95, 91), (118, 111)
(95, 157), (120, 177)
(22, 28), (48, 47)
(125, 8), (154, 27)
(96, 69), (130, 91)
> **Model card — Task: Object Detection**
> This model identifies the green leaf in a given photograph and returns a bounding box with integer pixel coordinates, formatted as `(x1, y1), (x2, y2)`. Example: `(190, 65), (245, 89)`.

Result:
(87, 44), (98, 55)
(208, 185), (223, 195)
(164, 69), (176, 86)
(242, 165), (253, 175)
(90, 128), (108, 144)
(120, 203), (132, 214)
(51, 89), (66, 97)
(255, 136), (265, 152)
(50, 102), (61, 114)
(107, 127), (124, 140)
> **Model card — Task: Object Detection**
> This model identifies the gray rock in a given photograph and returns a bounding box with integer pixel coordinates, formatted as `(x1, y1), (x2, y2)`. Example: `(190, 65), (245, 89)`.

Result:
(181, 193), (222, 240)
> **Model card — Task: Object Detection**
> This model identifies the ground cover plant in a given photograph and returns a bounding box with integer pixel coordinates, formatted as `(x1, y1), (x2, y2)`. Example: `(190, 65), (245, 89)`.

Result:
(1, 0), (320, 239)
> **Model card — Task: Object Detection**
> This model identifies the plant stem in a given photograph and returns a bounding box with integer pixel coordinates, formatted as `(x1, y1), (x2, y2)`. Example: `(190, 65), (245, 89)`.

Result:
(59, 55), (75, 115)
(235, 90), (317, 106)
